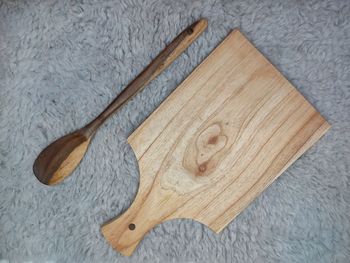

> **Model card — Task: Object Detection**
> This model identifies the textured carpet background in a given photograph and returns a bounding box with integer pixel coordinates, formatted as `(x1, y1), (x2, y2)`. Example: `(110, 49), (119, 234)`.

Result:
(0, 0), (349, 262)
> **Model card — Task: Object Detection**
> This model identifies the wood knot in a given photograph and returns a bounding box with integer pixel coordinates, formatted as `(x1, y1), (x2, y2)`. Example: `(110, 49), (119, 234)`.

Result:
(198, 162), (207, 173)
(184, 123), (228, 177)
(208, 136), (218, 145)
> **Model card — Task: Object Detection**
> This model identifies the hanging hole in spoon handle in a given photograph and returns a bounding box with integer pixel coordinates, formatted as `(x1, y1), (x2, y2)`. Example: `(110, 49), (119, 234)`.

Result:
(187, 28), (194, 34)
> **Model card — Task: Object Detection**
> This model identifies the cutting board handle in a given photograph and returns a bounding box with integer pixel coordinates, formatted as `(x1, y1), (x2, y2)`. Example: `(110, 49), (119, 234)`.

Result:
(101, 188), (167, 256)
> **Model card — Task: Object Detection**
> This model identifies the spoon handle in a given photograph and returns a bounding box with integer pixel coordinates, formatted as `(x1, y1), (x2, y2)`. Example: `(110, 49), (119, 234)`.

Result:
(83, 19), (208, 136)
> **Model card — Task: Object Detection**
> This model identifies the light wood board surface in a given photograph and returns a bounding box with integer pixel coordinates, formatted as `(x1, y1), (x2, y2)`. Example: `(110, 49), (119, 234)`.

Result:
(102, 29), (330, 256)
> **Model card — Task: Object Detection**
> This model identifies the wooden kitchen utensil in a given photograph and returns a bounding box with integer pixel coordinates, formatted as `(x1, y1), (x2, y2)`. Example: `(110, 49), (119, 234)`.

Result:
(101, 30), (330, 256)
(33, 19), (208, 185)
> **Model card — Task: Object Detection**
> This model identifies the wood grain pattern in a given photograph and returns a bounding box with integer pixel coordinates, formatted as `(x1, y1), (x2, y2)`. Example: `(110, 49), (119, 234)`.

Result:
(101, 30), (330, 256)
(32, 19), (207, 185)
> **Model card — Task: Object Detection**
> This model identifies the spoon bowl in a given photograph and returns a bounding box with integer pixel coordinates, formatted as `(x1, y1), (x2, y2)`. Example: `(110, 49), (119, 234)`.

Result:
(33, 130), (91, 185)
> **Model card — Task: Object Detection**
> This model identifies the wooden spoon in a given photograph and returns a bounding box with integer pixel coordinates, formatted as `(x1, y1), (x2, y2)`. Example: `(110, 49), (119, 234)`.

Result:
(33, 19), (208, 185)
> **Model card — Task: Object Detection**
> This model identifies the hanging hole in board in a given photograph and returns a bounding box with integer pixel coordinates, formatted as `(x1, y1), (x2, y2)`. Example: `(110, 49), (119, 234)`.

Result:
(129, 223), (136, 230)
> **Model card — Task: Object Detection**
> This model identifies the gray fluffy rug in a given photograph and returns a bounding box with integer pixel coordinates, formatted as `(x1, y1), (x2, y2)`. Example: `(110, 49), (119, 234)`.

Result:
(1, 0), (349, 262)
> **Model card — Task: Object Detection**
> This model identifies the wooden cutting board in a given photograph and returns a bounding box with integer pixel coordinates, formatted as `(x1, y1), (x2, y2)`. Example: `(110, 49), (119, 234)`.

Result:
(102, 30), (330, 256)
